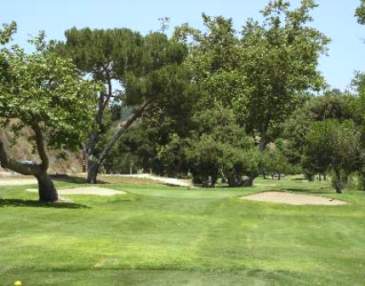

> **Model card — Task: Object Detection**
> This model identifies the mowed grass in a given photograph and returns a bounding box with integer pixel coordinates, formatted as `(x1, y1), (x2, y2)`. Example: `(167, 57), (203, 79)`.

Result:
(0, 176), (365, 285)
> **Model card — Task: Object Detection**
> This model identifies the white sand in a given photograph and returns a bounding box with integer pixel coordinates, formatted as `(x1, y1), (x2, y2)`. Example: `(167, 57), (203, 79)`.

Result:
(241, 191), (347, 206)
(26, 187), (125, 197)
(109, 174), (193, 187)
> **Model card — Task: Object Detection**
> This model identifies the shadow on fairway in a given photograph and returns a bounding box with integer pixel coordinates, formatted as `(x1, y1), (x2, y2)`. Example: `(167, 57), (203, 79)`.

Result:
(51, 174), (107, 185)
(284, 188), (329, 195)
(0, 199), (89, 209)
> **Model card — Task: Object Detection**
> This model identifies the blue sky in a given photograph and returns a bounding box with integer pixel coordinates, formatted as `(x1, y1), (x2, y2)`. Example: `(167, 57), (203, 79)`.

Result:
(2, 0), (365, 90)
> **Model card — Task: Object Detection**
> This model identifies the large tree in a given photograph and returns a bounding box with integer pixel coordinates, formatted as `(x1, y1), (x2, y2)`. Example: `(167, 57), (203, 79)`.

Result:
(174, 14), (248, 124)
(0, 25), (96, 202)
(57, 28), (188, 183)
(175, 1), (329, 151)
(240, 0), (329, 149)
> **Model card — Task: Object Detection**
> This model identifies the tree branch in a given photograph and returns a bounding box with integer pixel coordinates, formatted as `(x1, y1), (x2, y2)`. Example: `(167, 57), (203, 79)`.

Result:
(102, 77), (113, 111)
(0, 138), (38, 175)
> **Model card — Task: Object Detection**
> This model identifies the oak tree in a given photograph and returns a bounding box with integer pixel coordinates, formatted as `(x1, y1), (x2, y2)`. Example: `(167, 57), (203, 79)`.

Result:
(0, 25), (96, 202)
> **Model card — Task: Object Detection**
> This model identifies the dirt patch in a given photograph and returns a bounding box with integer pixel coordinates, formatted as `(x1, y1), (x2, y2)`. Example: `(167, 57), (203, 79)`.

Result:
(241, 191), (347, 206)
(27, 187), (125, 197)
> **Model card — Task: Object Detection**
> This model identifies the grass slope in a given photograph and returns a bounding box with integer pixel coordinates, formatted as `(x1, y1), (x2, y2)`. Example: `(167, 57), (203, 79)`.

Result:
(0, 177), (365, 285)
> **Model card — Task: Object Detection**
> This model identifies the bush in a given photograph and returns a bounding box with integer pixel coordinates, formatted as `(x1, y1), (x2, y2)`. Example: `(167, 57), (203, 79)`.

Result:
(221, 147), (261, 187)
(261, 142), (291, 180)
(303, 120), (362, 193)
(186, 135), (222, 187)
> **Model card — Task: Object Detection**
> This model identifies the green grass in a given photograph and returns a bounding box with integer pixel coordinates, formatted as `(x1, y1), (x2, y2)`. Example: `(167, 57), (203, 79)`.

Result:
(0, 176), (365, 285)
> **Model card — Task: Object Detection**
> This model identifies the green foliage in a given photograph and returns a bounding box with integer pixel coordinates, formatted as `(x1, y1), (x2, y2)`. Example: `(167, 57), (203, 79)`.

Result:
(175, 14), (248, 126)
(157, 134), (189, 177)
(303, 120), (363, 193)
(57, 27), (143, 80)
(261, 140), (292, 179)
(0, 40), (97, 152)
(1, 177), (365, 285)
(59, 27), (188, 107)
(241, 0), (329, 145)
(356, 0), (365, 24)
(284, 90), (357, 165)
(186, 106), (259, 187)
(174, 1), (329, 150)
(0, 21), (16, 45)
(221, 147), (261, 187)
(186, 134), (222, 187)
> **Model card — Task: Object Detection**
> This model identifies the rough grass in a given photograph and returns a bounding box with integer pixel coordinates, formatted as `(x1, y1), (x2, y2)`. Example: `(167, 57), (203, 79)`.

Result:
(0, 176), (364, 285)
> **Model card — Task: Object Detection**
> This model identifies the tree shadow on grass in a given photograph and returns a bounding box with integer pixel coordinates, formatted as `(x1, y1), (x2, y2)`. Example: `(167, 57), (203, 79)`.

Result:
(291, 177), (307, 181)
(50, 174), (107, 185)
(284, 187), (330, 195)
(0, 199), (89, 209)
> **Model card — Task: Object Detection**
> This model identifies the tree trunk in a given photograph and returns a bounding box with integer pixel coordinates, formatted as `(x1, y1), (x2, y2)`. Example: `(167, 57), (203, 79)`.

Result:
(242, 176), (254, 187)
(36, 172), (58, 202)
(227, 175), (242, 187)
(85, 100), (153, 183)
(332, 169), (345, 194)
(87, 159), (99, 184)
(259, 136), (267, 152)
(0, 127), (60, 202)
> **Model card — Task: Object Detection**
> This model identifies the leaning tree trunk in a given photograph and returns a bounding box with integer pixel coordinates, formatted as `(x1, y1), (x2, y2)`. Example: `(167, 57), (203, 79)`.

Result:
(0, 130), (58, 203)
(36, 171), (58, 202)
(86, 100), (153, 184)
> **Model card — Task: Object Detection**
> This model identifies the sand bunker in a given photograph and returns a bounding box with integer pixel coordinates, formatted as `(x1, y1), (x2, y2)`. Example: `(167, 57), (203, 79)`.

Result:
(116, 174), (193, 187)
(27, 187), (125, 197)
(241, 191), (347, 206)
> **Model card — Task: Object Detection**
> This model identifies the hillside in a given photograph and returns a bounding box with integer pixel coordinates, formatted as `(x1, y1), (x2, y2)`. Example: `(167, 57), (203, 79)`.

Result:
(0, 127), (83, 175)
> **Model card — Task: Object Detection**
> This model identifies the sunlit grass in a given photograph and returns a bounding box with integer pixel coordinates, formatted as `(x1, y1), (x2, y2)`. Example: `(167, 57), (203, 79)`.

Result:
(0, 176), (364, 285)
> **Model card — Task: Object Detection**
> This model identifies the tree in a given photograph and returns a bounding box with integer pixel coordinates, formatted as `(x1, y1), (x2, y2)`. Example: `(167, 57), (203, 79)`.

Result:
(284, 90), (356, 165)
(186, 135), (222, 187)
(0, 26), (96, 202)
(240, 0), (329, 150)
(303, 120), (362, 193)
(262, 140), (292, 180)
(57, 28), (188, 183)
(356, 0), (365, 24)
(354, 1), (365, 189)
(221, 147), (261, 187)
(174, 14), (248, 126)
(352, 73), (365, 190)
(175, 2), (328, 152)
(186, 105), (258, 187)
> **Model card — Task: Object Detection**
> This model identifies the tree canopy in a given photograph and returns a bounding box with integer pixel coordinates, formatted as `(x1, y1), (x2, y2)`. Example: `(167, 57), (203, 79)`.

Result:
(0, 25), (96, 202)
